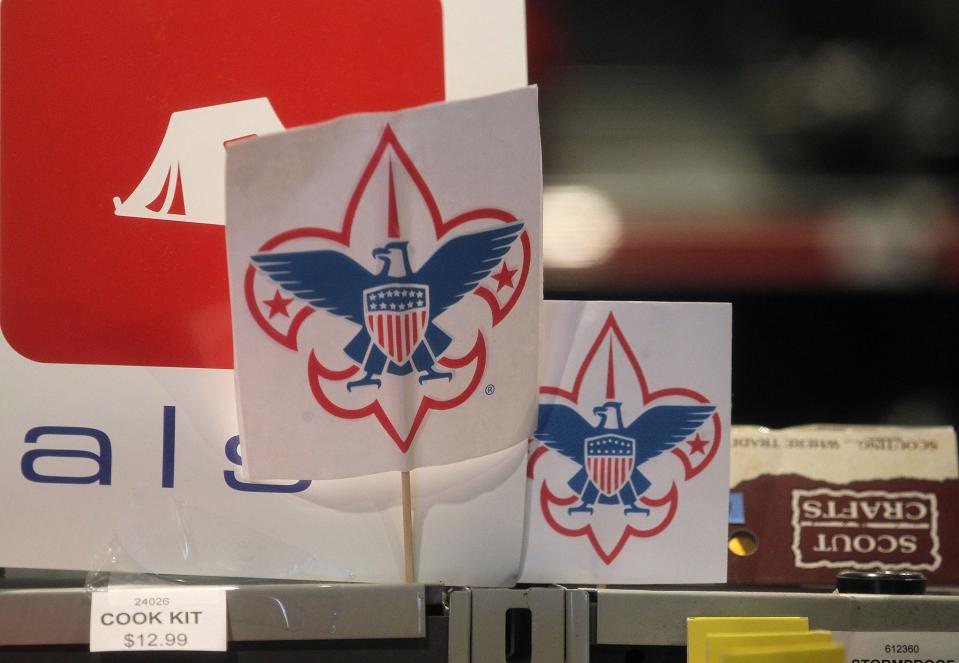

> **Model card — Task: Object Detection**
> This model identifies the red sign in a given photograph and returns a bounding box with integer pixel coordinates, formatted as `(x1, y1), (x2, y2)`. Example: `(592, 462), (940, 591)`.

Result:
(1, 0), (444, 368)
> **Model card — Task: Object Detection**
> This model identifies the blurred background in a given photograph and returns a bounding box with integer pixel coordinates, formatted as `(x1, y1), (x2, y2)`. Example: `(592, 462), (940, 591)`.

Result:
(528, 0), (959, 428)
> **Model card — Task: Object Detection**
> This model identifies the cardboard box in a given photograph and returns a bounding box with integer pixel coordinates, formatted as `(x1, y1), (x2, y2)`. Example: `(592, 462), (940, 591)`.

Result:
(728, 426), (959, 586)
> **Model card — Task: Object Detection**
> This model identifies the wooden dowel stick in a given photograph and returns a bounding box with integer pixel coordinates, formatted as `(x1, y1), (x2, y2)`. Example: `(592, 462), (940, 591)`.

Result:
(401, 470), (415, 583)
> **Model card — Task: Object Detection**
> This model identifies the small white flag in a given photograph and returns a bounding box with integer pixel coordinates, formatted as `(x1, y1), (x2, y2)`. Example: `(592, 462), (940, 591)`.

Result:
(225, 88), (542, 479)
(521, 301), (731, 583)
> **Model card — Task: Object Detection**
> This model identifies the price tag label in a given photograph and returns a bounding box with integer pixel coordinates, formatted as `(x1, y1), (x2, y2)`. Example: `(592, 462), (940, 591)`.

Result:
(89, 586), (228, 652)
(833, 631), (959, 663)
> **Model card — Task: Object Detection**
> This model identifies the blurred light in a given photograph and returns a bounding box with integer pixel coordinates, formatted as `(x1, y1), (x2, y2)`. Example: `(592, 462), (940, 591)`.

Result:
(824, 180), (946, 287)
(807, 43), (880, 118)
(543, 185), (622, 269)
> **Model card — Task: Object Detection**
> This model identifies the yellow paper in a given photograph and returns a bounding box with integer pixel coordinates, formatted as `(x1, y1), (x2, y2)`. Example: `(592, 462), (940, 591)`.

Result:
(720, 642), (844, 663)
(686, 617), (809, 663)
(707, 631), (833, 663)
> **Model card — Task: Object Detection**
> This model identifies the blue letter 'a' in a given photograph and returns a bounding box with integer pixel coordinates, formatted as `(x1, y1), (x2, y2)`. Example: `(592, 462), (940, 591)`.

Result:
(223, 436), (311, 493)
(22, 426), (112, 485)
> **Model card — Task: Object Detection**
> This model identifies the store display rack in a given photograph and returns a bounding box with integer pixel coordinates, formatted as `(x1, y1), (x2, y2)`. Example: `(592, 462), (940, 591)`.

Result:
(1, 571), (957, 662)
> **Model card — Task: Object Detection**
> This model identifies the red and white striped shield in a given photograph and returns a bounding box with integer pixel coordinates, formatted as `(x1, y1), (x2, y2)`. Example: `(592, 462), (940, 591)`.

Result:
(363, 284), (430, 365)
(585, 434), (635, 497)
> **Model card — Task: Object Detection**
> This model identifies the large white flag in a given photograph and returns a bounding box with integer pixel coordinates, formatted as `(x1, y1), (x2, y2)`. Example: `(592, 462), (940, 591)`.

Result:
(521, 301), (731, 583)
(225, 88), (542, 479)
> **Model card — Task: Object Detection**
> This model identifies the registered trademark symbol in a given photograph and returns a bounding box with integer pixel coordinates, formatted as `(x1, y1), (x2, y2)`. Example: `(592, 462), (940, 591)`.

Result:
(485, 384), (495, 396)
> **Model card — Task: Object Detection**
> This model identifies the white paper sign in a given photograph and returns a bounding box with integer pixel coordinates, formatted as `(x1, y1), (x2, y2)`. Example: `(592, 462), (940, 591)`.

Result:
(833, 631), (959, 663)
(225, 87), (542, 480)
(520, 301), (732, 583)
(0, 358), (526, 585)
(0, 4), (529, 586)
(90, 587), (227, 652)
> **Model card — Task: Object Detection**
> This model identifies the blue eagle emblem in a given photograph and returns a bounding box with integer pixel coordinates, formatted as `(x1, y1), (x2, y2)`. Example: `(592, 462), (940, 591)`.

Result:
(251, 224), (523, 391)
(535, 400), (715, 515)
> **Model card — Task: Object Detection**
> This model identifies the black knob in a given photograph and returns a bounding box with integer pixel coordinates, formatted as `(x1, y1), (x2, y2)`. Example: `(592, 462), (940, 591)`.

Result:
(836, 570), (926, 595)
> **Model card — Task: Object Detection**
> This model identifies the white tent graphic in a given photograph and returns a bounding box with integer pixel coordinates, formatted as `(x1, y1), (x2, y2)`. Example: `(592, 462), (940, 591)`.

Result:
(113, 98), (285, 225)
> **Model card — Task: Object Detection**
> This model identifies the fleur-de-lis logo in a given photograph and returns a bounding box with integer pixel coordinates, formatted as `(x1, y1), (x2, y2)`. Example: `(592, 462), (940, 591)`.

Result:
(529, 313), (721, 563)
(247, 125), (531, 452)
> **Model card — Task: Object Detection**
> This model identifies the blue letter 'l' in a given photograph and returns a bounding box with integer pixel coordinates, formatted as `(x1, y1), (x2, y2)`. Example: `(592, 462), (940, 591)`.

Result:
(161, 405), (175, 488)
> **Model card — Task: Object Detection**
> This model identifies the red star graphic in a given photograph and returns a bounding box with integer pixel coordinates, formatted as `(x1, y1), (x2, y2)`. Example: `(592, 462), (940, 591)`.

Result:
(687, 433), (710, 455)
(262, 290), (294, 319)
(491, 262), (518, 292)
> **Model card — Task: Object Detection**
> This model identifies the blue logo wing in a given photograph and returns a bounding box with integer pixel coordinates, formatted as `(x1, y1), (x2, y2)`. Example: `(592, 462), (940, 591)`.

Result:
(625, 404), (715, 465)
(534, 403), (594, 465)
(251, 250), (376, 324)
(414, 224), (523, 315)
